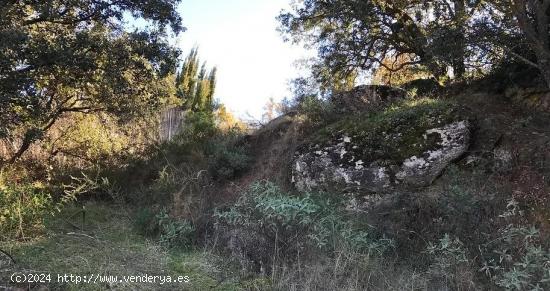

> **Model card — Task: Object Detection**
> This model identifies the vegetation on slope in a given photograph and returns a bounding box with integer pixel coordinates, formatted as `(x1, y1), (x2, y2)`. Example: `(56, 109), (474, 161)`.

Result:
(2, 0), (550, 290)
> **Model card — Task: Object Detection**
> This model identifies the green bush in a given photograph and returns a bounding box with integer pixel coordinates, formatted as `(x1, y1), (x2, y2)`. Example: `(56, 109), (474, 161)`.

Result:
(0, 171), (102, 241)
(400, 78), (442, 97)
(134, 207), (160, 237)
(205, 130), (251, 181)
(426, 234), (474, 289)
(134, 207), (195, 249)
(0, 182), (55, 241)
(298, 95), (336, 125)
(215, 181), (393, 255)
(156, 209), (195, 249)
(480, 224), (550, 290)
(176, 111), (218, 146)
(215, 181), (319, 246)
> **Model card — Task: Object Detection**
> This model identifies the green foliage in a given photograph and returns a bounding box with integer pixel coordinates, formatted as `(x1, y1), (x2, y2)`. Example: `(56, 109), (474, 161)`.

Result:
(426, 234), (473, 289)
(134, 207), (160, 237)
(400, 78), (443, 98)
(215, 181), (393, 255)
(134, 208), (195, 249)
(298, 95), (336, 125)
(308, 206), (393, 255)
(156, 209), (195, 249)
(481, 224), (550, 290)
(170, 111), (250, 181)
(0, 0), (182, 163)
(177, 48), (218, 111)
(0, 169), (113, 241)
(279, 0), (550, 89)
(205, 131), (252, 181)
(215, 181), (319, 234)
(312, 98), (468, 163)
(177, 111), (218, 145)
(0, 182), (54, 241)
(278, 0), (479, 84)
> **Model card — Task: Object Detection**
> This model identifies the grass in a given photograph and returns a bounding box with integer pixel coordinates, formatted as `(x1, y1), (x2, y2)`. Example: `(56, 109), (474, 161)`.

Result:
(0, 202), (244, 291)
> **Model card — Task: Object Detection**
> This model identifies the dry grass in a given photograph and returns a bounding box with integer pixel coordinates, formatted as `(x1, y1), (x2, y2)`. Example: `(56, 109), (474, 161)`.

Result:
(0, 202), (242, 291)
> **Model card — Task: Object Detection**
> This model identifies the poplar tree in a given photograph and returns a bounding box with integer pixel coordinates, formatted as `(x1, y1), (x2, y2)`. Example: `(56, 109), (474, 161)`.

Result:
(176, 49), (217, 111)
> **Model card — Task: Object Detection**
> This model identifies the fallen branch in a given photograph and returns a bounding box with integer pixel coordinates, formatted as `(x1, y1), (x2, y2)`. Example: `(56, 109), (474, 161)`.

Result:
(66, 232), (96, 240)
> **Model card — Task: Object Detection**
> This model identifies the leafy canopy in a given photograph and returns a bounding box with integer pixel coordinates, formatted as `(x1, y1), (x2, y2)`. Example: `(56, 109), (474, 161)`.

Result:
(0, 0), (183, 163)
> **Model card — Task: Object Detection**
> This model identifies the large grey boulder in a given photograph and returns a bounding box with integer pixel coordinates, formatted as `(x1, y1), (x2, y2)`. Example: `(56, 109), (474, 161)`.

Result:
(394, 121), (471, 186)
(292, 97), (473, 193)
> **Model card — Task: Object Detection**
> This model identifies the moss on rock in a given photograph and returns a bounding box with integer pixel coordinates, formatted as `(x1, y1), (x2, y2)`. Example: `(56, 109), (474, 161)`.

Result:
(292, 98), (473, 193)
(310, 98), (471, 166)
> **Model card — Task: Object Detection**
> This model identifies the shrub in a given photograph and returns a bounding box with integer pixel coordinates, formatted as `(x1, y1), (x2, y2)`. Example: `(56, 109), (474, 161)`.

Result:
(0, 171), (106, 241)
(215, 181), (393, 255)
(215, 181), (319, 249)
(175, 111), (218, 146)
(480, 225), (550, 290)
(134, 207), (196, 249)
(400, 78), (442, 97)
(205, 130), (251, 181)
(0, 182), (55, 240)
(134, 207), (160, 237)
(426, 234), (475, 289)
(156, 209), (195, 249)
(297, 95), (336, 126)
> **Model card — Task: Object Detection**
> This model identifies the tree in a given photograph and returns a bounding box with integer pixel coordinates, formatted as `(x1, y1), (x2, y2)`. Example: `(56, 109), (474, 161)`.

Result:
(466, 0), (550, 87)
(373, 53), (431, 86)
(176, 48), (217, 111)
(0, 0), (183, 164)
(278, 0), (488, 84)
(505, 0), (550, 87)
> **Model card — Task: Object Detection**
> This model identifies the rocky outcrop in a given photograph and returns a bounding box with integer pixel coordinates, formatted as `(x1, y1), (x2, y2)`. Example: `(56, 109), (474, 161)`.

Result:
(293, 121), (471, 192)
(394, 121), (471, 186)
(292, 97), (473, 193)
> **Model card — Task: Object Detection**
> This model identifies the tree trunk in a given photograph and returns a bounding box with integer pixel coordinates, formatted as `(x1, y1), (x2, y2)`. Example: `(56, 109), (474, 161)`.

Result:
(452, 0), (467, 80)
(7, 130), (40, 164)
(452, 53), (466, 80)
(512, 0), (550, 87)
(7, 114), (60, 164)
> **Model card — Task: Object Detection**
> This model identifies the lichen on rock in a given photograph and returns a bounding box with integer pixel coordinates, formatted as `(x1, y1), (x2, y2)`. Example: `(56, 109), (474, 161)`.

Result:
(395, 120), (471, 186)
(292, 97), (473, 193)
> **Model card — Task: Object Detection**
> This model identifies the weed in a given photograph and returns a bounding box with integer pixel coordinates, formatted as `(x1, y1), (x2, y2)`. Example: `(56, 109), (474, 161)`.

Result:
(156, 209), (195, 249)
(426, 234), (475, 290)
(0, 182), (54, 241)
(215, 181), (393, 258)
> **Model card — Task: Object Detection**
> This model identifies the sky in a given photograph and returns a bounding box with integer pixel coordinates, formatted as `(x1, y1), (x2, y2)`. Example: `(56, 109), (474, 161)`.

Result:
(174, 0), (312, 119)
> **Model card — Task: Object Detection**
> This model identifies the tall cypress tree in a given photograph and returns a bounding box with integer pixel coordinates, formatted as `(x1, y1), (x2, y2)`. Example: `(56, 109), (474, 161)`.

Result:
(206, 67), (217, 111)
(176, 49), (217, 112)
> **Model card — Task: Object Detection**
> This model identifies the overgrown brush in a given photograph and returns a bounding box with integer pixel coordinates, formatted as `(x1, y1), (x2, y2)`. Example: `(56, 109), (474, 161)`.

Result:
(0, 182), (55, 241)
(134, 207), (196, 250)
(215, 181), (394, 266)
(478, 199), (550, 290)
(0, 170), (95, 241)
(426, 234), (476, 290)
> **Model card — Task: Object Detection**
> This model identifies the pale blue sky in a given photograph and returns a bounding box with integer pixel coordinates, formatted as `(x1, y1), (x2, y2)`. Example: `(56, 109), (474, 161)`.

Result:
(174, 0), (312, 119)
